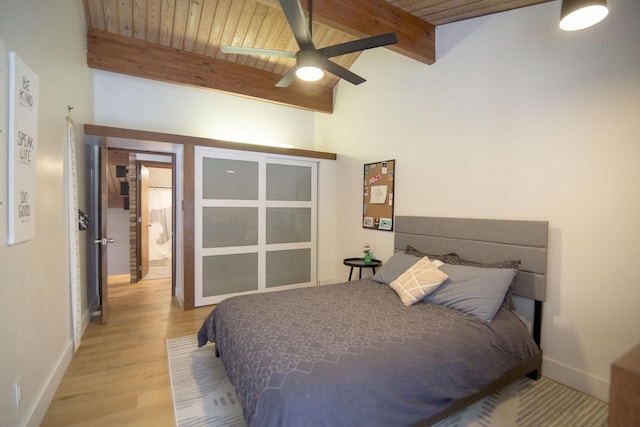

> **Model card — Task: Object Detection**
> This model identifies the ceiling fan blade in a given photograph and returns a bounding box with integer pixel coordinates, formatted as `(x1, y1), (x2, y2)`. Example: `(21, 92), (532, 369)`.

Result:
(220, 45), (296, 58)
(279, 0), (314, 50)
(323, 60), (366, 85)
(276, 66), (298, 88)
(319, 32), (398, 58)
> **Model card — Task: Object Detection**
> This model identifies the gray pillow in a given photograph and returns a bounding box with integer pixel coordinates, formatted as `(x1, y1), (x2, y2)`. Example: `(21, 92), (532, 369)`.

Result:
(425, 264), (517, 322)
(370, 252), (420, 285)
(405, 245), (460, 264)
(445, 257), (521, 310)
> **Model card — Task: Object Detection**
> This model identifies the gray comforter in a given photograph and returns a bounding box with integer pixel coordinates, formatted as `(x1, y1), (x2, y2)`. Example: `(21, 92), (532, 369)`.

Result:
(197, 279), (540, 427)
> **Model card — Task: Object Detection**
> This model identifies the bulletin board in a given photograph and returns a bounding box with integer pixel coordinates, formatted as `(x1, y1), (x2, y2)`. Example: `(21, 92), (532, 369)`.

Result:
(363, 159), (395, 231)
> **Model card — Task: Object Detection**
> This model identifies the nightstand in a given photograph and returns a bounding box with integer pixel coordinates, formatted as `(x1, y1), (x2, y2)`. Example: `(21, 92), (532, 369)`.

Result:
(343, 257), (382, 281)
(609, 343), (640, 427)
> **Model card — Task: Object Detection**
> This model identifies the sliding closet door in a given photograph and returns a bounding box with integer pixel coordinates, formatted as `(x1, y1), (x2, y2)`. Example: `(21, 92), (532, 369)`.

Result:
(265, 161), (316, 289)
(195, 147), (317, 306)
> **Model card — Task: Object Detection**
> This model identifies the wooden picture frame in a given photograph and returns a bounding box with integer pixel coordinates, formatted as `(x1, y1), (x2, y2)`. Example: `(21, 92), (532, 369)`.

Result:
(363, 160), (395, 231)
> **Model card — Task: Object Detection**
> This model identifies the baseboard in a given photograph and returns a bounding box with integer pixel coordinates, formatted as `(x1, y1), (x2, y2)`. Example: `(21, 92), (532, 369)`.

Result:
(542, 356), (610, 402)
(26, 340), (74, 427)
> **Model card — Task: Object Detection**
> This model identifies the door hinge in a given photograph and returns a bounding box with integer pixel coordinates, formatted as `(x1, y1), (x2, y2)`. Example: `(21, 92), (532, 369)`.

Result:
(138, 265), (142, 272)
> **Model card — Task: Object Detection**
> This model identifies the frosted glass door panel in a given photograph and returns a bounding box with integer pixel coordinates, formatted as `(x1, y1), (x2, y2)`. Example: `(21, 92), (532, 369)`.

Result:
(203, 253), (258, 296)
(202, 158), (258, 200)
(195, 147), (318, 306)
(266, 208), (311, 244)
(266, 164), (312, 201)
(202, 207), (258, 248)
(266, 249), (311, 288)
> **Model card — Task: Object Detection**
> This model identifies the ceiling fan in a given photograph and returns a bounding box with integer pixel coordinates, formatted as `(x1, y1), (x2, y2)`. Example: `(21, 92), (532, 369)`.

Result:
(220, 0), (398, 87)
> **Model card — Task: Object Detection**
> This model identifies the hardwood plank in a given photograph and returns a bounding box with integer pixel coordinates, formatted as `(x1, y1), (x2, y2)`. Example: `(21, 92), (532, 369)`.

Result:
(84, 0), (106, 31)
(146, 0), (161, 43)
(244, 6), (278, 69)
(269, 25), (298, 74)
(158, 0), (175, 46)
(171, 0), (190, 49)
(118, 0), (133, 36)
(132, 0), (147, 40)
(103, 0), (119, 33)
(182, 0), (204, 51)
(193, 0), (219, 54)
(216, 0), (248, 62)
(388, 0), (553, 26)
(205, 0), (233, 57)
(42, 276), (214, 426)
(236, 2), (268, 66)
(86, 28), (335, 113)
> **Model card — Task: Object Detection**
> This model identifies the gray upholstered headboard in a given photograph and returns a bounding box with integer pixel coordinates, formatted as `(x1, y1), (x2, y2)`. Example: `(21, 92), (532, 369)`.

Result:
(394, 216), (548, 302)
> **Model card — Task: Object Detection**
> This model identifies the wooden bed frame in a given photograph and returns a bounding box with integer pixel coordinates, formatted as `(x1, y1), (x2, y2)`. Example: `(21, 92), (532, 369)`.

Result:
(394, 216), (548, 426)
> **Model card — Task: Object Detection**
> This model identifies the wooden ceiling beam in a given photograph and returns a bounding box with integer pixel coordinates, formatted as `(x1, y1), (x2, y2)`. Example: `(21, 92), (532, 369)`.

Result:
(257, 0), (435, 64)
(86, 28), (334, 113)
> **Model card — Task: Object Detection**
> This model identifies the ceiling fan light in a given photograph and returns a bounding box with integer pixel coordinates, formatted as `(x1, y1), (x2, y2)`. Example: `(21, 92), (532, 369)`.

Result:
(560, 0), (608, 31)
(295, 50), (324, 82)
(296, 66), (324, 81)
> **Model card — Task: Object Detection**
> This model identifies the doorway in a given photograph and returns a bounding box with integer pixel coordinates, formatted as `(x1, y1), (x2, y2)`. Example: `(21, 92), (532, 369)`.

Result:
(105, 151), (175, 285)
(87, 138), (182, 324)
(137, 161), (173, 282)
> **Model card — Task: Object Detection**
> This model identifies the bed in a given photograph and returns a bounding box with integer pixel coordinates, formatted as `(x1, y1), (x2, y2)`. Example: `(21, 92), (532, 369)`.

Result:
(198, 216), (548, 426)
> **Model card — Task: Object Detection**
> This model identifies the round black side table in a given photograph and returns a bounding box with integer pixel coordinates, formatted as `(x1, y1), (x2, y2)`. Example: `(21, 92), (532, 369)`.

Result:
(343, 257), (382, 281)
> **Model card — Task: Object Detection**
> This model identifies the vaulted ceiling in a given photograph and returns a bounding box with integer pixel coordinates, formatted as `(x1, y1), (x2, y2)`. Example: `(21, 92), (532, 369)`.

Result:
(83, 0), (552, 113)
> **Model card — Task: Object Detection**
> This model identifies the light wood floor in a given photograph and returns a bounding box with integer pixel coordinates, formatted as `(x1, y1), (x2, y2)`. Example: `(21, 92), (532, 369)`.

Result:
(41, 275), (214, 426)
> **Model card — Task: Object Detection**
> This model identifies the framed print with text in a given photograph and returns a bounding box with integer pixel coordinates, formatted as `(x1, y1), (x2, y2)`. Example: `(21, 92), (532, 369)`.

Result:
(7, 51), (39, 245)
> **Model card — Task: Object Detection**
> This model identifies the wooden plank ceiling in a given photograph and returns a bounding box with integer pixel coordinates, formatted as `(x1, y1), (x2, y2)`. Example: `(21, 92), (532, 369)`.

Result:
(83, 0), (551, 113)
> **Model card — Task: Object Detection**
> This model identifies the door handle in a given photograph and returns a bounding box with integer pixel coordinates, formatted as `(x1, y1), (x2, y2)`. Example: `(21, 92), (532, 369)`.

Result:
(94, 238), (115, 245)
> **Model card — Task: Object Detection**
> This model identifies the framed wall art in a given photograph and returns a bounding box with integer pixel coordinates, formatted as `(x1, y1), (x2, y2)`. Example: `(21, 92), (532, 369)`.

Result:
(7, 51), (39, 245)
(362, 159), (395, 231)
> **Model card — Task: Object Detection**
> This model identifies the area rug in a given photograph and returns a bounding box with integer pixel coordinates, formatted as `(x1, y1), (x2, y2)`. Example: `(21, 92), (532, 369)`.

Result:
(168, 335), (608, 427)
(167, 335), (245, 427)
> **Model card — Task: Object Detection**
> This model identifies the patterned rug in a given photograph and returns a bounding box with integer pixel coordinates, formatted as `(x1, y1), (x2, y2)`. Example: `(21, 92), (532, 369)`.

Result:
(167, 335), (608, 427)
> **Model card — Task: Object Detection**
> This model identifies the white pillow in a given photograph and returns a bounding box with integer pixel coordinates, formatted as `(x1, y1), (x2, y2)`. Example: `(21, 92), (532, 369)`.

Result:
(390, 257), (449, 306)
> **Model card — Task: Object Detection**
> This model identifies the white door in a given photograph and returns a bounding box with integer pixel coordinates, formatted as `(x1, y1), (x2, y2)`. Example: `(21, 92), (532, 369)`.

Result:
(195, 147), (317, 306)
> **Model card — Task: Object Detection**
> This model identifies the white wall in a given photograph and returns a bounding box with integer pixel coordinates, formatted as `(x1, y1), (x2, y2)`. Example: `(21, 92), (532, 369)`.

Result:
(94, 70), (316, 149)
(0, 1), (94, 426)
(315, 0), (640, 401)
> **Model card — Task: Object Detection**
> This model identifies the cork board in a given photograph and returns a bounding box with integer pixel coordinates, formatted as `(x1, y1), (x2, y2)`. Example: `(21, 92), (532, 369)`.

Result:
(363, 160), (395, 231)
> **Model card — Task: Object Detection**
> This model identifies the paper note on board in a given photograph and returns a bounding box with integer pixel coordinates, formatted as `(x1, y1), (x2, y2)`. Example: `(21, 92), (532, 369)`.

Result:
(370, 185), (387, 204)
